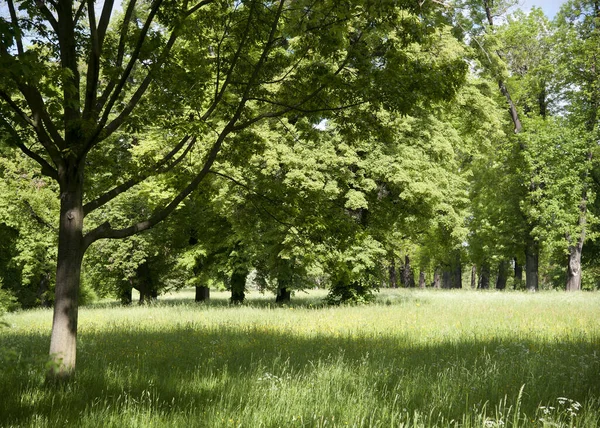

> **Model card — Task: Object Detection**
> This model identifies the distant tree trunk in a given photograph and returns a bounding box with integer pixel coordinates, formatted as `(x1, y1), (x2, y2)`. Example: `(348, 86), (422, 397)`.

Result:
(442, 269), (452, 289)
(389, 258), (398, 288)
(275, 287), (291, 303)
(418, 271), (426, 288)
(195, 286), (210, 302)
(514, 257), (523, 284)
(401, 255), (415, 288)
(452, 257), (462, 289)
(136, 261), (156, 304)
(470, 265), (477, 289)
(230, 268), (248, 304)
(495, 260), (508, 290)
(478, 262), (490, 289)
(120, 285), (132, 305)
(433, 269), (441, 288)
(526, 238), (539, 292)
(566, 184), (589, 291)
(37, 271), (51, 308)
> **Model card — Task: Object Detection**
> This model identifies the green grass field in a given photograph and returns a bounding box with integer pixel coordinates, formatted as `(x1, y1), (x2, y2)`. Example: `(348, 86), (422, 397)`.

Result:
(1, 289), (599, 427)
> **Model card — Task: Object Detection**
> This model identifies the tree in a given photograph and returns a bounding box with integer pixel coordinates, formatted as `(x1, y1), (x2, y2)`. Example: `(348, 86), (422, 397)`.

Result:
(553, 0), (600, 290)
(0, 0), (468, 378)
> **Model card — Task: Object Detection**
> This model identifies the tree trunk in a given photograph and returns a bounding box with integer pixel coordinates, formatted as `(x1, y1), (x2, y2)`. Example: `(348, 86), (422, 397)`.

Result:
(37, 271), (51, 308)
(418, 271), (426, 289)
(48, 177), (85, 381)
(478, 262), (490, 289)
(442, 269), (452, 289)
(452, 258), (462, 289)
(230, 268), (248, 304)
(120, 285), (132, 305)
(195, 285), (210, 302)
(566, 243), (583, 291)
(495, 260), (508, 290)
(470, 265), (477, 289)
(401, 255), (415, 288)
(275, 287), (291, 303)
(526, 238), (539, 291)
(514, 257), (523, 286)
(136, 261), (156, 304)
(433, 269), (441, 288)
(389, 258), (398, 288)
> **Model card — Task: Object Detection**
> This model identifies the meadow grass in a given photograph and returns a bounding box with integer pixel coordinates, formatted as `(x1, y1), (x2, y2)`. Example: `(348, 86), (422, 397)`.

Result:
(1, 289), (599, 427)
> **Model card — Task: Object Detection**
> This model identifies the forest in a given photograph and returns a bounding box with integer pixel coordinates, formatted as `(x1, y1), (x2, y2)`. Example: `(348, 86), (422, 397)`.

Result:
(0, 0), (599, 381)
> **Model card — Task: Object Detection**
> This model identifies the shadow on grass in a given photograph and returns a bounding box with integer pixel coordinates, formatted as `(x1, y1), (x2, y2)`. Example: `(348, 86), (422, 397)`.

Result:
(86, 288), (422, 311)
(1, 320), (599, 426)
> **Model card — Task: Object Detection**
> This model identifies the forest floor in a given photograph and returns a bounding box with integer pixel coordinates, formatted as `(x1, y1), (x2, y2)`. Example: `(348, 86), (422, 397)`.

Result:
(1, 289), (599, 427)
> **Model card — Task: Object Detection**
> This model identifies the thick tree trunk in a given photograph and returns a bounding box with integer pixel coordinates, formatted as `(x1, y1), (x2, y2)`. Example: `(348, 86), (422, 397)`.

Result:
(230, 268), (248, 304)
(470, 265), (477, 289)
(48, 177), (85, 380)
(418, 271), (426, 289)
(478, 262), (490, 289)
(195, 285), (210, 302)
(495, 260), (508, 290)
(526, 238), (539, 291)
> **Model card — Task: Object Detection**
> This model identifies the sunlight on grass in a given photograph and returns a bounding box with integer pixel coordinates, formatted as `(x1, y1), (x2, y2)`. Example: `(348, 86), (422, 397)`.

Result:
(1, 289), (599, 427)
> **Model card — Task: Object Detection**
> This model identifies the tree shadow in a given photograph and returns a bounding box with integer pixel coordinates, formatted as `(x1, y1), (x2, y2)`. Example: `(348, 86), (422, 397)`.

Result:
(1, 322), (599, 426)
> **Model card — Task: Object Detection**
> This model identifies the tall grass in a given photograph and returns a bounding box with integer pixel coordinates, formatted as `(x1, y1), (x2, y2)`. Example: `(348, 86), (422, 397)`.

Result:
(1, 289), (599, 427)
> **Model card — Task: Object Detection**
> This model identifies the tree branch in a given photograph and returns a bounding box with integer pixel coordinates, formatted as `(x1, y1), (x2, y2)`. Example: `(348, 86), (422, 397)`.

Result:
(0, 114), (59, 180)
(96, 0), (137, 113)
(7, 0), (24, 56)
(93, 0), (165, 139)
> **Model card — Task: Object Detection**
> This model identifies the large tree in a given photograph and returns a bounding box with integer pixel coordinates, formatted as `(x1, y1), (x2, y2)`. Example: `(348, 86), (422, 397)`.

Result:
(0, 0), (467, 378)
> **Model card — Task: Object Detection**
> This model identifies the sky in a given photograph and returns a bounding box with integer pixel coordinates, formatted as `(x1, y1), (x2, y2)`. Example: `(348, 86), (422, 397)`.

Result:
(519, 0), (568, 18)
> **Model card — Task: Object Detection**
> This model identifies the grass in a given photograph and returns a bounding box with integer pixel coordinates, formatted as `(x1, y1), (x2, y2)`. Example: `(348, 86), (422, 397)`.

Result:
(1, 289), (599, 427)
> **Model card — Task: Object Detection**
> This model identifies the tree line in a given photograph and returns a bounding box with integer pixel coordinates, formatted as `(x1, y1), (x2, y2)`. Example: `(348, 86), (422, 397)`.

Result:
(0, 0), (598, 378)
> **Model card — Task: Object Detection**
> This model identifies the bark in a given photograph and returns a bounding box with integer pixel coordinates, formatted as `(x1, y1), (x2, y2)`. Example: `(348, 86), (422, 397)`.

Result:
(230, 268), (248, 304)
(526, 238), (539, 292)
(470, 265), (477, 289)
(48, 170), (85, 381)
(418, 271), (426, 289)
(195, 286), (210, 302)
(478, 262), (490, 289)
(495, 260), (508, 290)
